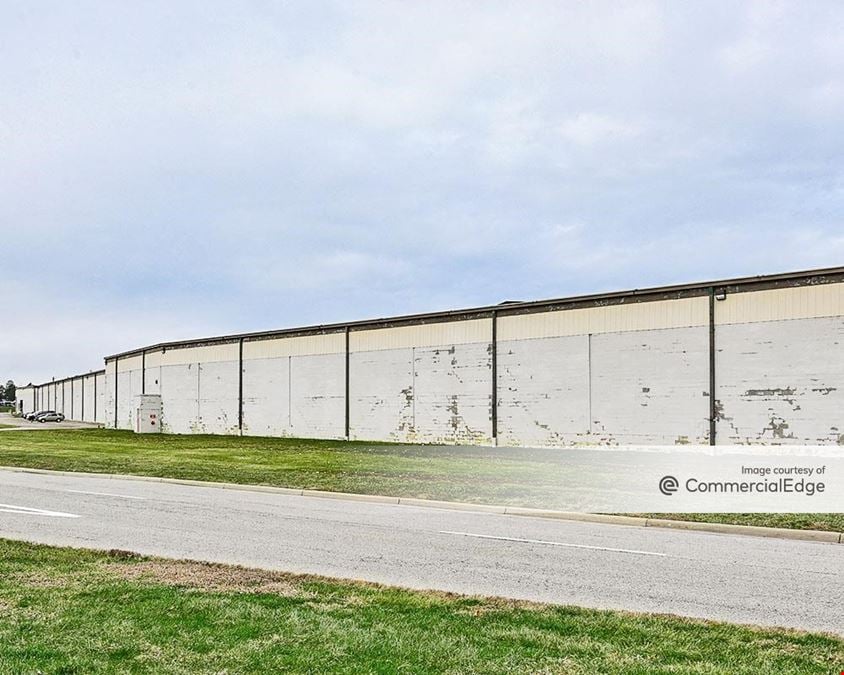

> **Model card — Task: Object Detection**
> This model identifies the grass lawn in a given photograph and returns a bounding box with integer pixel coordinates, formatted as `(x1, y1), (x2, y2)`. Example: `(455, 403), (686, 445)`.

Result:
(0, 424), (15, 429)
(634, 513), (844, 531)
(0, 428), (840, 532)
(0, 539), (840, 674)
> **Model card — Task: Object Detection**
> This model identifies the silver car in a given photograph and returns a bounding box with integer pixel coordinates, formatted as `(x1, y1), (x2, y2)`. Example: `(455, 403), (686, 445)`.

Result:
(36, 412), (65, 423)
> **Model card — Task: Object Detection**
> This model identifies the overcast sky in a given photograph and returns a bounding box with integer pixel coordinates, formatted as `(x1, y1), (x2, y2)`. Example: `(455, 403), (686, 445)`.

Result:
(2, 1), (843, 386)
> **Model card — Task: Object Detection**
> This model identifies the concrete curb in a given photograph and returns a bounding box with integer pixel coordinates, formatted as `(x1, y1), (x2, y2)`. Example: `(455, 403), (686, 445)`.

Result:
(2, 465), (841, 544)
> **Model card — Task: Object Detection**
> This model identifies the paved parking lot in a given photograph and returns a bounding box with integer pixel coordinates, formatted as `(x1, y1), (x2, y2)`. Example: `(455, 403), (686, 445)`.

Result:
(0, 412), (101, 431)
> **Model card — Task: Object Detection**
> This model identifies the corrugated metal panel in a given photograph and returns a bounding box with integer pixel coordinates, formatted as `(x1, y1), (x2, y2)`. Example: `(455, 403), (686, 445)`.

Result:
(116, 354), (143, 373)
(243, 333), (345, 359)
(158, 343), (239, 366)
(498, 297), (708, 342)
(144, 350), (164, 369)
(351, 319), (492, 353)
(714, 282), (844, 325)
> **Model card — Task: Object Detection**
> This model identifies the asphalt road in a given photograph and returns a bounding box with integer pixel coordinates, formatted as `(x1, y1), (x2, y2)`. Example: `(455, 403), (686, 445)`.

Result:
(0, 469), (841, 635)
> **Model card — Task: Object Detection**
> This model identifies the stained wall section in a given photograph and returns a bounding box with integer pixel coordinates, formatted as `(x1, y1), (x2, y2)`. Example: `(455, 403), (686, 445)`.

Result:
(349, 320), (493, 444)
(242, 333), (345, 439)
(714, 284), (844, 444)
(127, 345), (240, 434)
(497, 298), (711, 446)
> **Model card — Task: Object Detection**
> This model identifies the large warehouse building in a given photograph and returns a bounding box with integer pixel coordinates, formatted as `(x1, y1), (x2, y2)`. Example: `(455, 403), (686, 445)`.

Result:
(17, 267), (844, 446)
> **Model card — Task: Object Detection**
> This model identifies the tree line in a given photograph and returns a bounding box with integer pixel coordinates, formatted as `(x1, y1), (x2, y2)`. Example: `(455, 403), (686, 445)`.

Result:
(1, 380), (16, 402)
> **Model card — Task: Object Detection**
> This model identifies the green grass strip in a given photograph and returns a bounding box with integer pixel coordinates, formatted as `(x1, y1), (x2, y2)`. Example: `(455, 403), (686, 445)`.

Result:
(0, 539), (841, 674)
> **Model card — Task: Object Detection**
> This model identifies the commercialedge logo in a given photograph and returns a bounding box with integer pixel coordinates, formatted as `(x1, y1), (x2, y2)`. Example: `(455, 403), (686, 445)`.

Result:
(659, 475), (826, 497)
(686, 477), (825, 496)
(658, 475), (679, 496)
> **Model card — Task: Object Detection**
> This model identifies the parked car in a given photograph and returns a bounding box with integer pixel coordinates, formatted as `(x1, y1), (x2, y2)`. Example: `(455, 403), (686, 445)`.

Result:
(37, 412), (65, 423)
(25, 410), (50, 421)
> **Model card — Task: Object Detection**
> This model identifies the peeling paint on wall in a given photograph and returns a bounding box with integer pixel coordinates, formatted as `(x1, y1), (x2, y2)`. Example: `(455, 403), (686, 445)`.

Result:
(714, 316), (844, 444)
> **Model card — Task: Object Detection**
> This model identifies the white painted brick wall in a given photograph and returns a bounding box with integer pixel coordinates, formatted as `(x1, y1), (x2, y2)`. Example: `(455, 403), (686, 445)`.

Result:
(15, 387), (34, 414)
(350, 342), (492, 444)
(349, 348), (414, 442)
(413, 342), (492, 444)
(104, 366), (116, 428)
(159, 363), (200, 434)
(197, 361), (239, 435)
(497, 335), (590, 447)
(82, 376), (96, 422)
(116, 370), (137, 430)
(590, 327), (710, 445)
(55, 383), (65, 417)
(288, 353), (345, 439)
(95, 373), (106, 424)
(242, 353), (345, 439)
(498, 328), (709, 446)
(242, 356), (291, 437)
(715, 316), (844, 444)
(72, 378), (83, 421)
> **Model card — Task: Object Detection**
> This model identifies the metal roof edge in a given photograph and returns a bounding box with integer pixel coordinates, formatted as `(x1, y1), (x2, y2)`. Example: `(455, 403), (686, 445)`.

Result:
(31, 369), (107, 389)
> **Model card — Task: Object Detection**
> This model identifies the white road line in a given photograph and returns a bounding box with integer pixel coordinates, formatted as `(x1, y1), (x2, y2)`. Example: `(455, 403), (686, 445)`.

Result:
(0, 503), (80, 519)
(440, 530), (667, 557)
(64, 489), (145, 500)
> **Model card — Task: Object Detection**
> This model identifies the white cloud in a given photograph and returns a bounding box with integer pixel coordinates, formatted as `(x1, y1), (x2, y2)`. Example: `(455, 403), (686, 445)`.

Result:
(718, 37), (772, 73)
(558, 114), (642, 146)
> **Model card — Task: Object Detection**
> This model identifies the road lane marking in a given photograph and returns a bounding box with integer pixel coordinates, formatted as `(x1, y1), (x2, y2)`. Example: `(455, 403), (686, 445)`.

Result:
(64, 489), (145, 500)
(439, 531), (667, 557)
(0, 503), (80, 519)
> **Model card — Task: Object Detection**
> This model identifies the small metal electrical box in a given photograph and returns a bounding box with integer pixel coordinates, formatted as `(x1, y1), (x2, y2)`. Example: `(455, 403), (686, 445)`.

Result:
(135, 394), (162, 434)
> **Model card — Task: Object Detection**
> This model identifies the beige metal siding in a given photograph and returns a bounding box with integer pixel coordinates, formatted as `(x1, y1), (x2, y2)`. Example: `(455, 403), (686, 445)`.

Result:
(714, 283), (844, 325)
(159, 344), (240, 366)
(243, 333), (345, 359)
(116, 354), (143, 373)
(350, 319), (492, 352)
(144, 350), (164, 369)
(498, 297), (708, 341)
